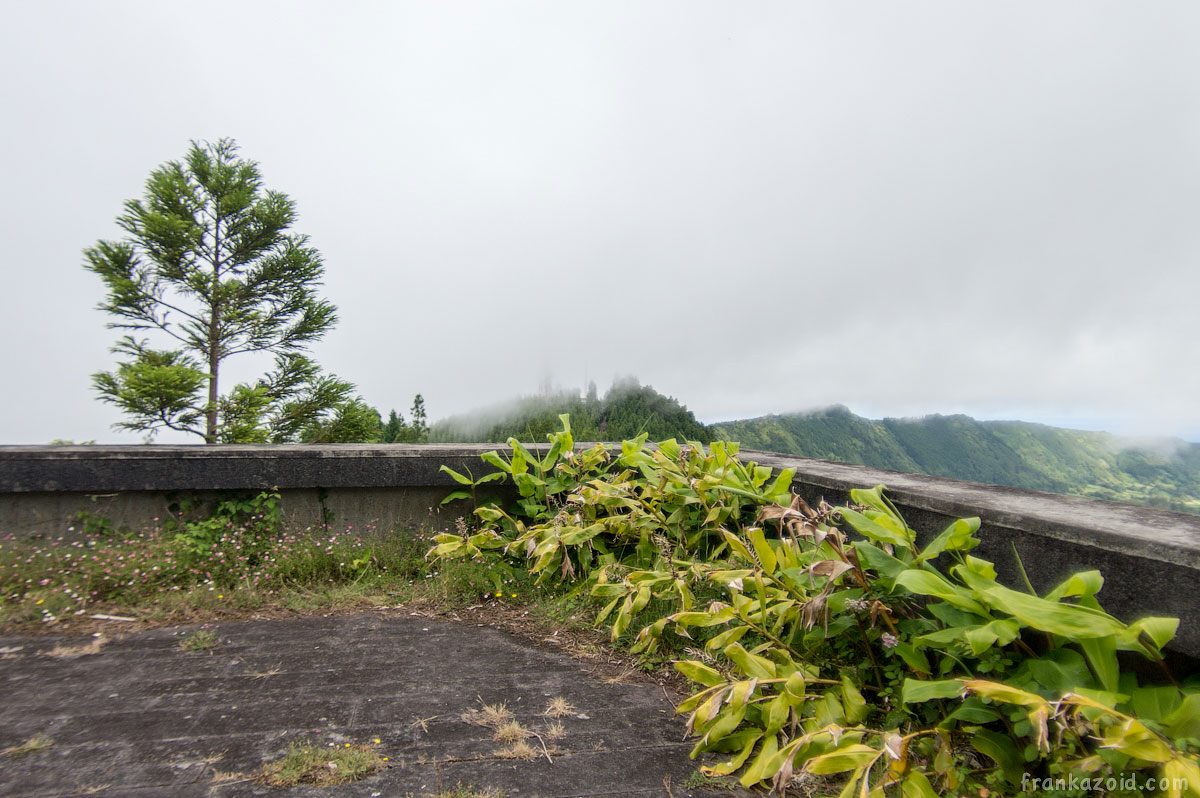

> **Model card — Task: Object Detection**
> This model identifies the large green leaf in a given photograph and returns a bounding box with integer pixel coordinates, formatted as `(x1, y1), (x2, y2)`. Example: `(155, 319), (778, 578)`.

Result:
(1080, 635), (1121, 693)
(895, 569), (989, 616)
(853, 541), (912, 584)
(675, 660), (725, 687)
(747, 527), (777, 575)
(1044, 569), (1104, 602)
(919, 517), (980, 561)
(724, 642), (776, 679)
(1024, 648), (1095, 696)
(841, 676), (868, 723)
(901, 771), (938, 798)
(739, 734), (785, 787)
(901, 678), (963, 703)
(439, 464), (473, 485)
(839, 507), (912, 548)
(955, 565), (1125, 638)
(439, 489), (472, 506)
(969, 728), (1024, 785)
(1163, 693), (1200, 743)
(805, 743), (880, 775)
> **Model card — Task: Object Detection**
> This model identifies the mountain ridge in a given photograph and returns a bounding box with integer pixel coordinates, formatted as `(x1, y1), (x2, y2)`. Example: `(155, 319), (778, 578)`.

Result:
(428, 384), (1200, 514)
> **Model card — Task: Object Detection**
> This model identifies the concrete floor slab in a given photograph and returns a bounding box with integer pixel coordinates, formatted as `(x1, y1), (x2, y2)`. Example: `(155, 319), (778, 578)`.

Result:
(0, 613), (747, 798)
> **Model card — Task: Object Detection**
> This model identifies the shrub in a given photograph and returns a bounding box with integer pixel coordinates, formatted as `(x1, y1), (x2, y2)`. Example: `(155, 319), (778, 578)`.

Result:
(432, 416), (1200, 796)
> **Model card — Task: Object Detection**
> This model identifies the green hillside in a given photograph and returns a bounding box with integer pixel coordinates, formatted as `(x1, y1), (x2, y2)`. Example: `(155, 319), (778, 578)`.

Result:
(430, 378), (707, 445)
(431, 385), (1200, 514)
(712, 407), (1200, 513)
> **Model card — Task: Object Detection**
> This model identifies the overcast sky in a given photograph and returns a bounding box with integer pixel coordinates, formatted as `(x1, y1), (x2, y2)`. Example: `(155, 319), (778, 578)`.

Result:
(2, 1), (1198, 444)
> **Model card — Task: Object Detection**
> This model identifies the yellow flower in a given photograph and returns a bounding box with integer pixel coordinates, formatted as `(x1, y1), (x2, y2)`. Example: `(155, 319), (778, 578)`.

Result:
(382, 757), (389, 761)
(36, 599), (44, 605)
(344, 743), (351, 747)
(373, 738), (381, 744)
(217, 594), (224, 599)
(510, 593), (516, 598)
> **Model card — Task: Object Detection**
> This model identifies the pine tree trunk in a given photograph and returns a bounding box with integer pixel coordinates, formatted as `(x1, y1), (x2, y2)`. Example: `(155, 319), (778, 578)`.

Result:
(205, 217), (221, 444)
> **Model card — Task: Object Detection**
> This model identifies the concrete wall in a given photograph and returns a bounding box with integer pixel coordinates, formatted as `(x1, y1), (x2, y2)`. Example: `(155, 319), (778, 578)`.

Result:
(3, 444), (1198, 659)
(0, 444), (511, 537)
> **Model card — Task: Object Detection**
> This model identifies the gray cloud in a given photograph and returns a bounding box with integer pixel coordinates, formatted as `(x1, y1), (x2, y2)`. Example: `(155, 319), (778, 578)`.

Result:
(1, 1), (1197, 443)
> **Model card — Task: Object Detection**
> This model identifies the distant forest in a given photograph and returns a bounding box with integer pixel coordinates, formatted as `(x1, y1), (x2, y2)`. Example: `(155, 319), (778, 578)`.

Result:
(426, 381), (1200, 515)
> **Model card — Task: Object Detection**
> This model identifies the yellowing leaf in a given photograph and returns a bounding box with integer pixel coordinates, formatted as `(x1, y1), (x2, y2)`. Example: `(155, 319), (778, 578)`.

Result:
(961, 680), (1049, 709)
(748, 527), (778, 575)
(675, 660), (725, 687)
(806, 744), (880, 775)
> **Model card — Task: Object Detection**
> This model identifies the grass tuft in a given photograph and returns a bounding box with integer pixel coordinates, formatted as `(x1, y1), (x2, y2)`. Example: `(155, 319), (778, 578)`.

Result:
(2, 732), (53, 757)
(461, 701), (513, 728)
(257, 742), (385, 787)
(542, 720), (566, 741)
(492, 740), (539, 760)
(542, 696), (575, 717)
(491, 720), (531, 744)
(46, 636), (107, 659)
(179, 629), (219, 651)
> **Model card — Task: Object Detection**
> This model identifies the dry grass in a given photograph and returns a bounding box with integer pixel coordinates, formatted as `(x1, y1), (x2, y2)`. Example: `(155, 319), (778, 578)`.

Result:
(491, 720), (531, 744)
(46, 636), (107, 659)
(2, 732), (53, 757)
(461, 701), (513, 728)
(542, 721), (566, 741)
(247, 662), (282, 679)
(542, 696), (575, 717)
(409, 714), (438, 735)
(602, 667), (638, 685)
(436, 783), (507, 798)
(492, 740), (539, 760)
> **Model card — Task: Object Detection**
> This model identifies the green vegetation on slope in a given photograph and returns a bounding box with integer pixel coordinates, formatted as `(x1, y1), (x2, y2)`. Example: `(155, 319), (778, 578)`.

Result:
(713, 406), (1200, 513)
(428, 383), (1200, 514)
(430, 377), (707, 444)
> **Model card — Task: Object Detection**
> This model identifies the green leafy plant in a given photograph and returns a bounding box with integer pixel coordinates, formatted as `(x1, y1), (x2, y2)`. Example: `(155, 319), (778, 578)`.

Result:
(70, 509), (132, 540)
(1, 733), (53, 758)
(430, 418), (1200, 796)
(180, 629), (219, 651)
(257, 741), (385, 787)
(167, 489), (284, 555)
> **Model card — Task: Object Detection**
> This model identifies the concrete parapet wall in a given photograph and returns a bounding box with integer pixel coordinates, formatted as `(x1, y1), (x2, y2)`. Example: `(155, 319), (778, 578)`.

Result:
(2, 443), (1199, 658)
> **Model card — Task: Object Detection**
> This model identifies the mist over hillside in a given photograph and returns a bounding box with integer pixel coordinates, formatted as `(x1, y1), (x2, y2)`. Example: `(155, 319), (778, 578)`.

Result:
(430, 382), (1200, 514)
(429, 377), (707, 444)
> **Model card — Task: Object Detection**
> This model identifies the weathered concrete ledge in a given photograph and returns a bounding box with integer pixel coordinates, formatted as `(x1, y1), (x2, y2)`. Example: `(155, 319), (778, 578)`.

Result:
(2, 444), (1199, 659)
(0, 444), (515, 539)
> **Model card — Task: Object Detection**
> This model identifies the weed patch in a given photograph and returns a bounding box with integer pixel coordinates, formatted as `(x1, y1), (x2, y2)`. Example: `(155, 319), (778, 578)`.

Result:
(0, 499), (433, 629)
(179, 629), (218, 651)
(257, 742), (385, 787)
(2, 732), (53, 757)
